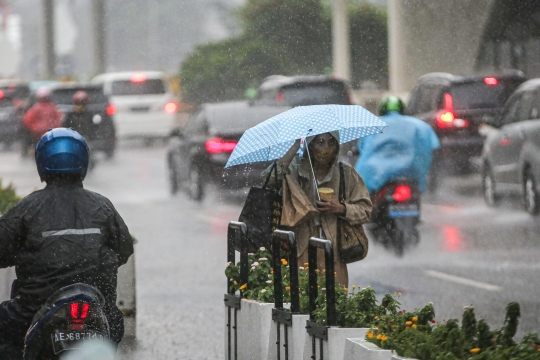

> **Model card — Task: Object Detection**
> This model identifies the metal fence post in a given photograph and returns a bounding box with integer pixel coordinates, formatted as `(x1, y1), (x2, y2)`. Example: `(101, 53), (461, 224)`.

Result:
(271, 230), (300, 360)
(224, 221), (247, 360)
(305, 237), (337, 360)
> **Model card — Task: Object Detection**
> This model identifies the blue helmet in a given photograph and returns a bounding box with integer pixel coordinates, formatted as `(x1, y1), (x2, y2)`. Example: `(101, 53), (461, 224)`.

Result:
(35, 128), (90, 181)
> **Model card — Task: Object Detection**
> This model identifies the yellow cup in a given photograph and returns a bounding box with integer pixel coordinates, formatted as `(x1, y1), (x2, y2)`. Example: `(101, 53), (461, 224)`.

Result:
(318, 187), (334, 200)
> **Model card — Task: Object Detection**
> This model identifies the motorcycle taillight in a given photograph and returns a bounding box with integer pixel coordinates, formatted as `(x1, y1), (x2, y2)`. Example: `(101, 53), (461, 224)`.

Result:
(70, 302), (91, 330)
(393, 185), (412, 202)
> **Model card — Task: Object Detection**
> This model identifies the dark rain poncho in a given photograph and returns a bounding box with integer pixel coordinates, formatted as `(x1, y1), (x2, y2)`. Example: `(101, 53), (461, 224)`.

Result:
(0, 181), (133, 315)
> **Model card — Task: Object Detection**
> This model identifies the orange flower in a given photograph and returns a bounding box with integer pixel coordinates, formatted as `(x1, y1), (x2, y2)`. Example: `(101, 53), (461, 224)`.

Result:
(470, 348), (481, 354)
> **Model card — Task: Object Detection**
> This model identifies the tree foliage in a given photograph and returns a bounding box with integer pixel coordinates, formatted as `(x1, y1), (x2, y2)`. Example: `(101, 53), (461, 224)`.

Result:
(180, 0), (388, 103)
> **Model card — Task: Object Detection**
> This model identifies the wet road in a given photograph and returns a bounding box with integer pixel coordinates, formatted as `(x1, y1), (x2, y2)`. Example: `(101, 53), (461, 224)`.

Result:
(0, 143), (539, 358)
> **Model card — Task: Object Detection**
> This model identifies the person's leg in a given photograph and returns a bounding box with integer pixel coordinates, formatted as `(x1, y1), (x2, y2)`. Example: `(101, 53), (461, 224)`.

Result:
(0, 301), (32, 360)
(104, 305), (124, 345)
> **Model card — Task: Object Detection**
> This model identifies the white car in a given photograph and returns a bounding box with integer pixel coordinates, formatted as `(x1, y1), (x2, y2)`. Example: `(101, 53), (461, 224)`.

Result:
(91, 71), (177, 139)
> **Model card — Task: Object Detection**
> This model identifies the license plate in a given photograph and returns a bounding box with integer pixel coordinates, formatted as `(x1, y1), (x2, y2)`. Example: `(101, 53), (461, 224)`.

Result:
(388, 204), (419, 218)
(51, 330), (106, 354)
(130, 106), (150, 112)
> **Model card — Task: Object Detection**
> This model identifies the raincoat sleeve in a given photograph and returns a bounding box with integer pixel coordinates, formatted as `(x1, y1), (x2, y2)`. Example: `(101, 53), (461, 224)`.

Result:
(106, 201), (133, 266)
(340, 165), (372, 225)
(0, 203), (26, 268)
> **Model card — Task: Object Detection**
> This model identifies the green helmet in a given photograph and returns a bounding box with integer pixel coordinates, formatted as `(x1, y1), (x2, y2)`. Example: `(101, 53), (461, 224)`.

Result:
(379, 96), (405, 116)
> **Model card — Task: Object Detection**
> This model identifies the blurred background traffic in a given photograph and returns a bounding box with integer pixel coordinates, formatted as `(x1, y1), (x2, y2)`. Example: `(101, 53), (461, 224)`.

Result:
(1, 0), (540, 358)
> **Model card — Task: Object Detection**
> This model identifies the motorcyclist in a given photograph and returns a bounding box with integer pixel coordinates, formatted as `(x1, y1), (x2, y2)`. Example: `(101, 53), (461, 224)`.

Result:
(22, 87), (63, 147)
(355, 96), (440, 195)
(63, 90), (95, 141)
(0, 128), (133, 358)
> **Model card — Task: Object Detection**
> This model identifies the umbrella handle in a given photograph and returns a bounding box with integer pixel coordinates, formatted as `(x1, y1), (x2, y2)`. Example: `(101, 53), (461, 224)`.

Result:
(305, 147), (320, 202)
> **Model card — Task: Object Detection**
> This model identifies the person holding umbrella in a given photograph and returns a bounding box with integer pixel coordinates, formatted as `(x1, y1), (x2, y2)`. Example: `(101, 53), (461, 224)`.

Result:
(264, 131), (372, 286)
(226, 105), (386, 287)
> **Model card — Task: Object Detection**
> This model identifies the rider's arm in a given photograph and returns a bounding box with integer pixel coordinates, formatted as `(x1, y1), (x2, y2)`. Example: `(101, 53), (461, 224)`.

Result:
(106, 202), (133, 266)
(339, 165), (373, 225)
(0, 204), (25, 268)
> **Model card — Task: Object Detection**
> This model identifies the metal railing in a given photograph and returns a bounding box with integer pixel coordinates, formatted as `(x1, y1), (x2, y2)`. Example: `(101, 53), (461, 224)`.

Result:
(305, 237), (336, 360)
(271, 230), (300, 360)
(224, 221), (248, 360)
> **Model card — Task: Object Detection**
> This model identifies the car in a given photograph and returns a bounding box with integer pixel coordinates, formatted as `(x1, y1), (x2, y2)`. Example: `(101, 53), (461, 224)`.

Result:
(0, 81), (32, 147)
(0, 91), (25, 147)
(167, 101), (291, 201)
(91, 71), (178, 140)
(406, 70), (526, 180)
(481, 78), (540, 214)
(49, 84), (117, 158)
(256, 75), (353, 107)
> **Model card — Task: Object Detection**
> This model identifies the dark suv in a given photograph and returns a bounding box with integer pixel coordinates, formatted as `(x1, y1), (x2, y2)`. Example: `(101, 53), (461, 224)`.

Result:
(406, 71), (525, 177)
(256, 75), (353, 107)
(50, 84), (117, 157)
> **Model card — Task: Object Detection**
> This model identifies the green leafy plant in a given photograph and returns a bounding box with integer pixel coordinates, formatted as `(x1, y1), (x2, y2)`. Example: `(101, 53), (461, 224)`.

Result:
(0, 179), (20, 215)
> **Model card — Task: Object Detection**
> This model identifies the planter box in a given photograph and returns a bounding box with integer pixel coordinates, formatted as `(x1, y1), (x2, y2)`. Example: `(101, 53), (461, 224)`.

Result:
(391, 355), (416, 360)
(267, 314), (309, 360)
(343, 338), (392, 360)
(302, 327), (369, 360)
(224, 299), (275, 360)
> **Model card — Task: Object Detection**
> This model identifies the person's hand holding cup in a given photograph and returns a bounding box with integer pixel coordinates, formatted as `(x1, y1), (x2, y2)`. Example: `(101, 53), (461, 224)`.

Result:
(316, 187), (345, 215)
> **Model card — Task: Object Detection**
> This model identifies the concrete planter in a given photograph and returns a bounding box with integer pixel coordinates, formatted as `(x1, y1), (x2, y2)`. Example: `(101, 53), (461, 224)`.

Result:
(343, 338), (393, 360)
(225, 299), (275, 360)
(391, 355), (417, 360)
(267, 314), (309, 360)
(302, 327), (370, 360)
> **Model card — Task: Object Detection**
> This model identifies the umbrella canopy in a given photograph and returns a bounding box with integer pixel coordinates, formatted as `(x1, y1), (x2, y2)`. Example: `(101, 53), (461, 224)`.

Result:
(225, 105), (386, 168)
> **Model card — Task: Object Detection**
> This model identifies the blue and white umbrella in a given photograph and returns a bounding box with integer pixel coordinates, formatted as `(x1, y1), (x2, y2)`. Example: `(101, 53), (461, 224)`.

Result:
(225, 105), (387, 168)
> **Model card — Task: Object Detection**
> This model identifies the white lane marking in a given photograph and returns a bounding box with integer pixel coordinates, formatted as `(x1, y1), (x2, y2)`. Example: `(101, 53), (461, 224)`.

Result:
(425, 270), (501, 291)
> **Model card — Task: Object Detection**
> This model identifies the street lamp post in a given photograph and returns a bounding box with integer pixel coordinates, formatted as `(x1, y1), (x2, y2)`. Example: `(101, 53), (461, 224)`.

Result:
(92, 0), (106, 75)
(332, 0), (351, 82)
(41, 0), (55, 79)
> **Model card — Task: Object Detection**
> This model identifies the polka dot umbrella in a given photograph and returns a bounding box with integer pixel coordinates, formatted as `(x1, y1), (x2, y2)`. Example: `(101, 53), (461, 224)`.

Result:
(225, 104), (387, 168)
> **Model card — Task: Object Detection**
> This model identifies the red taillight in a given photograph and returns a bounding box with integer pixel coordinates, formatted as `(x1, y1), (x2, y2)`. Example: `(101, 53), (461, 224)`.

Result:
(0, 91), (4, 99)
(205, 137), (238, 155)
(106, 104), (117, 116)
(436, 93), (469, 129)
(130, 73), (147, 83)
(80, 303), (90, 319)
(164, 102), (178, 114)
(70, 303), (79, 319)
(276, 92), (284, 103)
(393, 185), (412, 202)
(484, 77), (498, 86)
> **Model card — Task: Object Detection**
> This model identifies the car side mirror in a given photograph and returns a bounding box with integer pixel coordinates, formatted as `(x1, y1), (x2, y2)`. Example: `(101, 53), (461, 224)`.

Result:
(482, 114), (500, 128)
(169, 128), (183, 138)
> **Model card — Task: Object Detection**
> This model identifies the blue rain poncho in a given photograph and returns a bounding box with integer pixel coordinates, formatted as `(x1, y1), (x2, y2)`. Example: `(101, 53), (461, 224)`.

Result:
(354, 111), (440, 193)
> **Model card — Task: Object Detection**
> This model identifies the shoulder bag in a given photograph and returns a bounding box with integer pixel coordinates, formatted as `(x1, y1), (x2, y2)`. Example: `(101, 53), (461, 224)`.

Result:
(337, 162), (369, 263)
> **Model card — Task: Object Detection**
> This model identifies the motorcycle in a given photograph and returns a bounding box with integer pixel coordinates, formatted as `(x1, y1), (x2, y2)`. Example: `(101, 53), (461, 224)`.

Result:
(22, 283), (110, 359)
(369, 178), (421, 256)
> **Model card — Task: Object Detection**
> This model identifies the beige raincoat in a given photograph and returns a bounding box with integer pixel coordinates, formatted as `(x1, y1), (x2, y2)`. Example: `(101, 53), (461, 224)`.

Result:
(265, 155), (372, 286)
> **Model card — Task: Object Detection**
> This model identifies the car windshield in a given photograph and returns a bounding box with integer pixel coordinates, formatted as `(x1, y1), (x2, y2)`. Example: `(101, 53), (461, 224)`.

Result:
(280, 82), (349, 106)
(450, 80), (522, 110)
(51, 89), (108, 105)
(0, 86), (30, 99)
(208, 105), (289, 134)
(0, 97), (13, 108)
(111, 79), (166, 96)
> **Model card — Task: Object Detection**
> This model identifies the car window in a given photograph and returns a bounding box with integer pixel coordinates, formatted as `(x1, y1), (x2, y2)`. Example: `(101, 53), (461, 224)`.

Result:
(528, 90), (540, 119)
(184, 111), (208, 136)
(408, 84), (444, 114)
(111, 79), (166, 96)
(517, 91), (534, 122)
(500, 96), (520, 126)
(51, 89), (108, 105)
(450, 79), (522, 110)
(279, 82), (349, 106)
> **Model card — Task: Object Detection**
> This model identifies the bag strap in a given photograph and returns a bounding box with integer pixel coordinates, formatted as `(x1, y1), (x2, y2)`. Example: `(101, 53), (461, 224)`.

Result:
(263, 161), (278, 189)
(339, 162), (345, 203)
